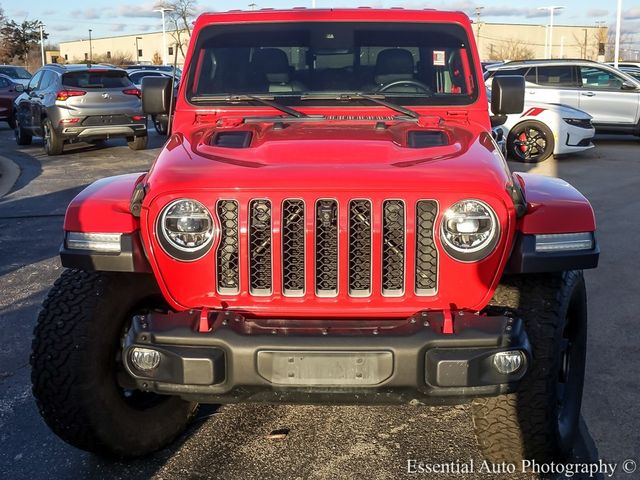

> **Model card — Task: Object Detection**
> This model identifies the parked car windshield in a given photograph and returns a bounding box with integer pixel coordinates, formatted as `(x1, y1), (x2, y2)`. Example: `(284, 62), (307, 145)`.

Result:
(186, 22), (478, 106)
(0, 66), (32, 79)
(62, 70), (133, 89)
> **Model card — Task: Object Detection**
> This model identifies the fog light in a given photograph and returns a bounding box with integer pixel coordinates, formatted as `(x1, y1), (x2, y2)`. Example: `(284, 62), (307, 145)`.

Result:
(130, 347), (161, 372)
(493, 351), (524, 375)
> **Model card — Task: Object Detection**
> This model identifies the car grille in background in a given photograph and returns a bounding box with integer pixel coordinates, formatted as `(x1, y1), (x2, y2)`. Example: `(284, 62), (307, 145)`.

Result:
(348, 200), (372, 296)
(282, 200), (305, 296)
(382, 200), (405, 296)
(248, 199), (272, 295)
(315, 200), (339, 296)
(214, 199), (439, 298)
(216, 200), (240, 294)
(415, 201), (438, 295)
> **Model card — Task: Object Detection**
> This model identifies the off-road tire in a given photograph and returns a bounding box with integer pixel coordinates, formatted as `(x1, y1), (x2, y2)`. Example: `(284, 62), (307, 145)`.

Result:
(128, 135), (148, 150)
(43, 118), (64, 156)
(507, 120), (555, 163)
(31, 269), (198, 458)
(472, 271), (587, 463)
(15, 118), (32, 145)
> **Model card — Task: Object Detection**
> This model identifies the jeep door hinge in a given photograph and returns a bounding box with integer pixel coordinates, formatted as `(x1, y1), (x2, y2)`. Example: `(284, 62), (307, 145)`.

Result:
(130, 182), (147, 217)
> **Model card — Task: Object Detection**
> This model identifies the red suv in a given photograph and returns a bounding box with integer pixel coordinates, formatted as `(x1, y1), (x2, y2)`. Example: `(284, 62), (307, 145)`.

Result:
(31, 9), (599, 463)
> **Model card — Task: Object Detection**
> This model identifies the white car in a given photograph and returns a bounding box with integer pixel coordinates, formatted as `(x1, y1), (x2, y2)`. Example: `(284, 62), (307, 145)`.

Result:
(488, 87), (595, 162)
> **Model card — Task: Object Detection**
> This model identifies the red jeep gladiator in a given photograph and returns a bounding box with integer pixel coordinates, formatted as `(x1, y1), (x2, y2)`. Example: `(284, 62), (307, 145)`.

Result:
(31, 9), (599, 463)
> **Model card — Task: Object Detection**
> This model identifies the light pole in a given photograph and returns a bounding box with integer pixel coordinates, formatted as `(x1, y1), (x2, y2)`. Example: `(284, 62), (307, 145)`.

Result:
(39, 23), (46, 66)
(155, 7), (174, 65)
(135, 37), (143, 63)
(474, 6), (484, 59)
(538, 6), (564, 58)
(88, 29), (93, 62)
(614, 0), (622, 68)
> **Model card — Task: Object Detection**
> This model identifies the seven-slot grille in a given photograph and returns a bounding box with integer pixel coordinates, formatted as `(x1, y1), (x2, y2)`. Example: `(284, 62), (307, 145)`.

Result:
(214, 198), (438, 297)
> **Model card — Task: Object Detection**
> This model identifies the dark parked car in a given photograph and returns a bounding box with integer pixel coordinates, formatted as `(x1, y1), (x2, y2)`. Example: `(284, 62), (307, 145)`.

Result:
(0, 65), (33, 86)
(0, 74), (19, 128)
(14, 64), (148, 155)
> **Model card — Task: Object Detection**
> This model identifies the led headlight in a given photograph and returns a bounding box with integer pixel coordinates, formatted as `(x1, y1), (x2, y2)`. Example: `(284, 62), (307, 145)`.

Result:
(441, 199), (499, 261)
(157, 199), (215, 260)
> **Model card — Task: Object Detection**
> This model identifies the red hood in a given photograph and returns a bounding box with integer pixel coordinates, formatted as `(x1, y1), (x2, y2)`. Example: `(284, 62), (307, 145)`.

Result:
(139, 118), (519, 315)
(144, 119), (513, 199)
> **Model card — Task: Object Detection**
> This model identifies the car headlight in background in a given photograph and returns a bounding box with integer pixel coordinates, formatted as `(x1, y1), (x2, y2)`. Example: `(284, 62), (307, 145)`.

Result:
(441, 199), (499, 261)
(157, 199), (215, 260)
(563, 118), (593, 129)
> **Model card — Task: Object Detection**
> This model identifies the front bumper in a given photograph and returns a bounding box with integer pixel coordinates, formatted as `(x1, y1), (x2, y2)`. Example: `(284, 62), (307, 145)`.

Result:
(123, 310), (531, 405)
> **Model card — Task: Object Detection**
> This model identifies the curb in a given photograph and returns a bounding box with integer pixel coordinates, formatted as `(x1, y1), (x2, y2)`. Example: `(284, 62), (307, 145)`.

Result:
(0, 155), (20, 198)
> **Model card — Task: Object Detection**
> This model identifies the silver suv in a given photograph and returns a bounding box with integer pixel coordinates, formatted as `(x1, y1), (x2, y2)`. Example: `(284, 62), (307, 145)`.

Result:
(14, 64), (147, 155)
(485, 59), (640, 135)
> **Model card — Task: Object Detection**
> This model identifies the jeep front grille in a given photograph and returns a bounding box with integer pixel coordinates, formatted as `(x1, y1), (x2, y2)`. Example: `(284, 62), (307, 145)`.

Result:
(282, 199), (306, 297)
(216, 200), (240, 294)
(214, 198), (439, 298)
(415, 200), (439, 295)
(248, 199), (272, 295)
(315, 199), (339, 296)
(348, 200), (372, 296)
(382, 200), (405, 296)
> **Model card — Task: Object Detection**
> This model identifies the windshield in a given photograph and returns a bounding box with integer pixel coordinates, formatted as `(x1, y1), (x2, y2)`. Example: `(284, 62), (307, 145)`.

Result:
(62, 70), (133, 89)
(186, 22), (478, 106)
(0, 66), (32, 79)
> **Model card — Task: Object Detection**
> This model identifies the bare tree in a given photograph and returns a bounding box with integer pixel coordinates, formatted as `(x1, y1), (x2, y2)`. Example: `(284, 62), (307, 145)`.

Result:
(155, 0), (197, 58)
(487, 39), (534, 61)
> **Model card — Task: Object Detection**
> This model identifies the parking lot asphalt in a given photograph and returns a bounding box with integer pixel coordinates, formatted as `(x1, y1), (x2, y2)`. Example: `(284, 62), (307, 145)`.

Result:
(0, 127), (637, 479)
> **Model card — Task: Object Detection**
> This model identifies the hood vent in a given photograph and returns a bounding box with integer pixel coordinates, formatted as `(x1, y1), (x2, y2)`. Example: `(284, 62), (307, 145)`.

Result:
(407, 131), (448, 148)
(212, 131), (253, 148)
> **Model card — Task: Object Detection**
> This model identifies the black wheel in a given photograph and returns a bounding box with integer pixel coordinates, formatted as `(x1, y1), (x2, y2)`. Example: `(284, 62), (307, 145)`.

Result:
(14, 117), (32, 146)
(7, 112), (16, 130)
(153, 115), (168, 135)
(507, 120), (555, 163)
(472, 271), (587, 463)
(31, 269), (198, 457)
(42, 118), (64, 155)
(128, 135), (148, 150)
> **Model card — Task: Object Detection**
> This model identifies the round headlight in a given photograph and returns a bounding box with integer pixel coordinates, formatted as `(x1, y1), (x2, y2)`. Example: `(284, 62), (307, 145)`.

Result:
(157, 199), (215, 260)
(441, 199), (499, 261)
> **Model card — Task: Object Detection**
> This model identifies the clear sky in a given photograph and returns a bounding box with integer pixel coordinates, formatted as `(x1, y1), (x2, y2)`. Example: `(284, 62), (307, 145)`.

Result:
(2, 0), (639, 48)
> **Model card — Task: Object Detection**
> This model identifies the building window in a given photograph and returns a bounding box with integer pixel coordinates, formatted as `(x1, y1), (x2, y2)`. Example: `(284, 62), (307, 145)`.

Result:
(168, 46), (174, 56)
(84, 53), (88, 60)
(138, 49), (143, 58)
(106, 51), (111, 59)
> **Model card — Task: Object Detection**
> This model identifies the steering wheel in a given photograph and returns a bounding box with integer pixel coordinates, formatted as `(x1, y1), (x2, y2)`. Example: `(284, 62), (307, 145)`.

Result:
(378, 80), (432, 94)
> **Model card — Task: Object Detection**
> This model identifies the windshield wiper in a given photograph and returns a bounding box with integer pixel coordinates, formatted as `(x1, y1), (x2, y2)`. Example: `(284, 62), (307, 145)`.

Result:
(301, 93), (420, 119)
(191, 94), (307, 118)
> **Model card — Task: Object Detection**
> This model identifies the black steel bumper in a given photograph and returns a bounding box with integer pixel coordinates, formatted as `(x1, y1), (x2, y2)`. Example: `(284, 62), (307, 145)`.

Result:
(122, 311), (531, 405)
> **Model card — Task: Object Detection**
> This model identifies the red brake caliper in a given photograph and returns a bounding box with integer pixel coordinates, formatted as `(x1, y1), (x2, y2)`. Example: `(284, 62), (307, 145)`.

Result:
(518, 132), (528, 152)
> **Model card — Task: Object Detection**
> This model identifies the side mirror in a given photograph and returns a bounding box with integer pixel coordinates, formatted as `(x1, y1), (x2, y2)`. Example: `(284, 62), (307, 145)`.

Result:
(15, 84), (24, 93)
(142, 76), (173, 115)
(491, 75), (525, 115)
(622, 80), (638, 91)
